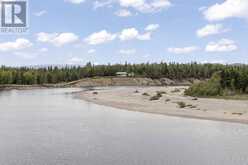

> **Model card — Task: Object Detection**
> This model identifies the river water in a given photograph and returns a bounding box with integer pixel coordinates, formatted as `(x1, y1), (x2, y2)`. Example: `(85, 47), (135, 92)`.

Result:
(0, 88), (248, 165)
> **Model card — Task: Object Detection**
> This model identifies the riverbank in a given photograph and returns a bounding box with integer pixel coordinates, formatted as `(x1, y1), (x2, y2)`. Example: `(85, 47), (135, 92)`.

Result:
(0, 77), (195, 90)
(77, 86), (248, 124)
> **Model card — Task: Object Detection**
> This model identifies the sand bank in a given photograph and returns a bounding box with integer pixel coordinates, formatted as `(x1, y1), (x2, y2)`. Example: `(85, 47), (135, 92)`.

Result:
(78, 86), (248, 124)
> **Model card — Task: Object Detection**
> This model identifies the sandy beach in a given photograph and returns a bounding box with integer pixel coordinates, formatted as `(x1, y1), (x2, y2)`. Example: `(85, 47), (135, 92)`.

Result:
(78, 86), (248, 124)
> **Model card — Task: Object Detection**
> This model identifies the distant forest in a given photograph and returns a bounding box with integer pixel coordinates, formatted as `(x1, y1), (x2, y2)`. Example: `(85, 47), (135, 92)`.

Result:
(0, 62), (248, 93)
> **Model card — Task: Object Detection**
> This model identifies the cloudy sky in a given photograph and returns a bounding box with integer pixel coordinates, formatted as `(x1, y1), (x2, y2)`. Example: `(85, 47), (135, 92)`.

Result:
(0, 0), (248, 66)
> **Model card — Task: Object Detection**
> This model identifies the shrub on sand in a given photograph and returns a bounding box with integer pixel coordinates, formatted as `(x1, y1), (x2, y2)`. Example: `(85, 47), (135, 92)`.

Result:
(177, 101), (186, 108)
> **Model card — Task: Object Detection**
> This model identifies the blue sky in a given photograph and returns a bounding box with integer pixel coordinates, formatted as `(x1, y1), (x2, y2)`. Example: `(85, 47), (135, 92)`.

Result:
(0, 0), (247, 66)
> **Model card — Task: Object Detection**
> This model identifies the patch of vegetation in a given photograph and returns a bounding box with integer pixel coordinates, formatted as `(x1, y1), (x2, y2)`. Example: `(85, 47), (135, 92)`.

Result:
(176, 101), (197, 109)
(177, 101), (187, 108)
(165, 98), (171, 102)
(185, 72), (223, 97)
(92, 91), (98, 95)
(189, 105), (197, 109)
(142, 92), (150, 96)
(185, 69), (248, 99)
(150, 93), (163, 101)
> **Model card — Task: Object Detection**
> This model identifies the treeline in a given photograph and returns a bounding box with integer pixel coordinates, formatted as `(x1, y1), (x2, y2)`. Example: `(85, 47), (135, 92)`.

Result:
(0, 62), (248, 87)
(185, 67), (248, 97)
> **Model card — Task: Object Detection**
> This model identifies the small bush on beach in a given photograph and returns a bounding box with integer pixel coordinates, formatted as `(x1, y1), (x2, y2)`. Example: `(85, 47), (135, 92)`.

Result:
(150, 95), (161, 101)
(142, 92), (150, 96)
(93, 91), (98, 95)
(150, 93), (163, 101)
(134, 90), (139, 93)
(177, 101), (186, 108)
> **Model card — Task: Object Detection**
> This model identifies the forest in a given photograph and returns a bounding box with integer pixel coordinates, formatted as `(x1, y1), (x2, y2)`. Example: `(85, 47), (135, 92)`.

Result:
(0, 62), (248, 95)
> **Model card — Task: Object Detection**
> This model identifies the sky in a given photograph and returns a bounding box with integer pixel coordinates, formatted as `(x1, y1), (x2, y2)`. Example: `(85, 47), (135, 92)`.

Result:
(0, 0), (248, 66)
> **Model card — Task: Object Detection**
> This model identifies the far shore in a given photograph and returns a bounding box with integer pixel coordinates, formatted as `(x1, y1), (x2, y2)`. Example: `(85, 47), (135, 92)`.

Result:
(0, 84), (61, 91)
(77, 86), (248, 124)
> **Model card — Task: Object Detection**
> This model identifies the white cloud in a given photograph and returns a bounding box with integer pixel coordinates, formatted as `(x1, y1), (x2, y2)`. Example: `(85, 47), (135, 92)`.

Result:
(37, 32), (79, 47)
(119, 49), (136, 55)
(65, 0), (85, 4)
(115, 9), (132, 17)
(85, 25), (157, 45)
(137, 32), (151, 40)
(88, 49), (96, 54)
(67, 57), (84, 64)
(119, 28), (139, 41)
(119, 0), (171, 13)
(197, 24), (230, 38)
(34, 10), (47, 17)
(145, 24), (160, 31)
(205, 39), (238, 52)
(85, 30), (117, 45)
(53, 33), (79, 46)
(203, 0), (248, 21)
(0, 38), (33, 52)
(93, 0), (113, 9)
(93, 0), (171, 13)
(119, 28), (152, 41)
(168, 46), (200, 54)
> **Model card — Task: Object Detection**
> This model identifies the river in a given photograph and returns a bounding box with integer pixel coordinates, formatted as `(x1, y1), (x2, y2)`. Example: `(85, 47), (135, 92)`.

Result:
(0, 88), (248, 165)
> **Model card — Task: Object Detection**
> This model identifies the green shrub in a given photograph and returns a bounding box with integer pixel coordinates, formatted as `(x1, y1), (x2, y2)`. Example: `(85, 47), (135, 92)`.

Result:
(142, 92), (150, 96)
(150, 93), (163, 101)
(185, 72), (223, 97)
(177, 102), (186, 108)
(150, 95), (161, 101)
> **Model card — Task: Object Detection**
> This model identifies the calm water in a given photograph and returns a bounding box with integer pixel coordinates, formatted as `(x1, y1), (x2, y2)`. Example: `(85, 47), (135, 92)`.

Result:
(0, 88), (248, 165)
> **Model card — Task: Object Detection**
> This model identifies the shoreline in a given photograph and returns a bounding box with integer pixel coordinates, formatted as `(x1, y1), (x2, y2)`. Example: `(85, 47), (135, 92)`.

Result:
(77, 86), (248, 125)
(2, 84), (248, 125)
